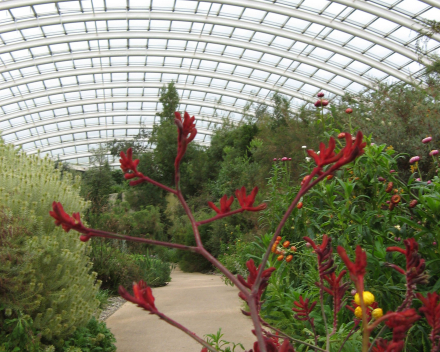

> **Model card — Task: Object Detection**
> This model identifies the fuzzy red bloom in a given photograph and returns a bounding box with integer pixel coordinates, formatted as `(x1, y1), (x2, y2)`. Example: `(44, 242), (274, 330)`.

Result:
(386, 309), (421, 351)
(371, 338), (391, 352)
(252, 338), (295, 352)
(307, 138), (337, 167)
(174, 111), (197, 167)
(50, 202), (89, 239)
(235, 186), (267, 212)
(386, 238), (428, 310)
(292, 295), (317, 321)
(237, 259), (275, 312)
(337, 245), (367, 288)
(208, 194), (234, 214)
(118, 280), (158, 314)
(321, 270), (349, 313)
(119, 147), (140, 175)
(416, 292), (440, 349)
(304, 235), (335, 277)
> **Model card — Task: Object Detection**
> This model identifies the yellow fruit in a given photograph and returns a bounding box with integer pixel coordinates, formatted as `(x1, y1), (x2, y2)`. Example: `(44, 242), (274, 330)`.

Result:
(354, 306), (363, 319)
(354, 291), (375, 306)
(372, 308), (383, 319)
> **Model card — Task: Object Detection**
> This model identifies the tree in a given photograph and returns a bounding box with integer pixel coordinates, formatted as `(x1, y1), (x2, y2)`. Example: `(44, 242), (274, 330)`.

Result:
(156, 81), (180, 123)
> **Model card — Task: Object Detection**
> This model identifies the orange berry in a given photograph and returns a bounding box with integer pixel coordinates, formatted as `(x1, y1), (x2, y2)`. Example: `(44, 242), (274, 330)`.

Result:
(297, 202), (303, 209)
(327, 175), (334, 180)
(271, 244), (277, 253)
(276, 236), (282, 241)
(277, 255), (284, 261)
(286, 255), (293, 262)
(291, 246), (297, 252)
(283, 241), (290, 248)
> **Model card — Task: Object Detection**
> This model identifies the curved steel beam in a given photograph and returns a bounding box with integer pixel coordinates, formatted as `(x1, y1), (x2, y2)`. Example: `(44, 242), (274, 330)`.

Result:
(0, 66), (314, 109)
(202, 0), (428, 63)
(0, 82), (278, 109)
(0, 49), (371, 91)
(418, 0), (440, 8)
(0, 12), (417, 83)
(0, 96), (253, 123)
(15, 124), (213, 145)
(2, 111), (227, 135)
(26, 137), (210, 156)
(0, 45), (360, 94)
(0, 1), (428, 63)
(0, 0), (67, 10)
(330, 0), (437, 41)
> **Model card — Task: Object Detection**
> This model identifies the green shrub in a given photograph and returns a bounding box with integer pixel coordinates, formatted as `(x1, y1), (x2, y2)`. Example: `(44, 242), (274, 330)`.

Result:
(0, 139), (100, 345)
(62, 317), (116, 352)
(131, 253), (172, 287)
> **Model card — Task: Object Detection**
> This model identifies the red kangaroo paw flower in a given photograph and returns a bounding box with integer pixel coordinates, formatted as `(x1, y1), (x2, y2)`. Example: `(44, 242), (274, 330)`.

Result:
(235, 186), (267, 212)
(385, 309), (420, 351)
(237, 259), (275, 312)
(292, 295), (317, 321)
(174, 111), (197, 167)
(371, 338), (391, 352)
(208, 194), (234, 214)
(416, 292), (440, 349)
(307, 137), (337, 167)
(321, 270), (350, 314)
(386, 238), (428, 310)
(337, 245), (367, 288)
(304, 235), (336, 277)
(119, 147), (140, 174)
(49, 202), (88, 237)
(252, 336), (294, 352)
(118, 280), (158, 314)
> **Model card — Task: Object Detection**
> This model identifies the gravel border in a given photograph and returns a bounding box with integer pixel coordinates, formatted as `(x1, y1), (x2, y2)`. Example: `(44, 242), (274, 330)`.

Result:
(99, 297), (127, 321)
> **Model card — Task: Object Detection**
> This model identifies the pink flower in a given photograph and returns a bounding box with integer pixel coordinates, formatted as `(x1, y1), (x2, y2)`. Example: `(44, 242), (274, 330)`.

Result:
(428, 180), (432, 184)
(282, 157), (288, 161)
(409, 156), (420, 164)
(314, 99), (329, 107)
(273, 158), (277, 161)
(288, 157), (292, 161)
(317, 92), (325, 97)
(390, 170), (396, 173)
(430, 150), (439, 156)
(422, 137), (432, 144)
(416, 178), (421, 182)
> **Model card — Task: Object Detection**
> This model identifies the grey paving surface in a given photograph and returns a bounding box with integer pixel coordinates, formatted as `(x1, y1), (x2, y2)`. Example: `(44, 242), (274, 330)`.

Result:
(106, 269), (257, 351)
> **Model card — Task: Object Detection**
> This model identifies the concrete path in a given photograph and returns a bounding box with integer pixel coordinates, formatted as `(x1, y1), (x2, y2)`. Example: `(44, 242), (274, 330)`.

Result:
(106, 269), (257, 351)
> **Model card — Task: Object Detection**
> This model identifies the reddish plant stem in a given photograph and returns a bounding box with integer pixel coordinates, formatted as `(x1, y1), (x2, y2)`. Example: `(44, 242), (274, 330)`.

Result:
(196, 208), (245, 226)
(174, 161), (267, 352)
(86, 228), (197, 252)
(357, 283), (370, 352)
(319, 275), (330, 351)
(330, 295), (338, 337)
(261, 321), (326, 352)
(134, 173), (177, 194)
(253, 166), (325, 297)
(155, 311), (217, 352)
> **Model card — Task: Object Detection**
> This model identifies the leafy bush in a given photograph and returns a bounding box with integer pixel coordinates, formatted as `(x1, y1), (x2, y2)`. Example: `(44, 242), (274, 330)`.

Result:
(62, 317), (116, 352)
(0, 139), (100, 345)
(131, 253), (172, 287)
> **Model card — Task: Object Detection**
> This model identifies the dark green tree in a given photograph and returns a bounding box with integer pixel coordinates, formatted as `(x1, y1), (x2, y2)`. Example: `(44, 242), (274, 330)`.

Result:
(156, 81), (180, 123)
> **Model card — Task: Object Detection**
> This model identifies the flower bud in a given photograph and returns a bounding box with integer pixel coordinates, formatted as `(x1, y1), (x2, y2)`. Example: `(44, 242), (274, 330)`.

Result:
(422, 136), (432, 144)
(317, 92), (324, 97)
(409, 200), (417, 208)
(354, 306), (363, 319)
(409, 156), (420, 164)
(345, 108), (353, 114)
(354, 291), (375, 306)
(372, 308), (383, 319)
(429, 150), (439, 156)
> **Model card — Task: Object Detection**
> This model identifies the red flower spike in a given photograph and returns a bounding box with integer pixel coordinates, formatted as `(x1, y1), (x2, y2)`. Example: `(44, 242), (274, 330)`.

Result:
(252, 337), (295, 352)
(304, 235), (336, 277)
(330, 131), (367, 172)
(385, 309), (421, 351)
(307, 138), (336, 167)
(416, 292), (440, 350)
(119, 147), (140, 174)
(174, 111), (197, 167)
(321, 270), (350, 314)
(292, 295), (317, 321)
(50, 202), (88, 234)
(235, 186), (267, 212)
(118, 280), (158, 314)
(371, 338), (391, 352)
(208, 194), (234, 214)
(337, 245), (367, 288)
(237, 259), (275, 313)
(386, 238), (428, 310)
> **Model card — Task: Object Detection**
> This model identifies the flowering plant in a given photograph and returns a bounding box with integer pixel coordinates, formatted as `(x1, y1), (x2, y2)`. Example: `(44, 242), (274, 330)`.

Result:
(50, 110), (439, 352)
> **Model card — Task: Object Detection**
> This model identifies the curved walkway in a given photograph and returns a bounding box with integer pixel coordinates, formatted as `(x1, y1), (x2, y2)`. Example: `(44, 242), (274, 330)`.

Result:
(106, 269), (257, 351)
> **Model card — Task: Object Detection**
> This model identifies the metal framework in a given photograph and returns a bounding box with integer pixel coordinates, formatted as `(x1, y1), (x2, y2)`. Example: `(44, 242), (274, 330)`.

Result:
(0, 0), (437, 166)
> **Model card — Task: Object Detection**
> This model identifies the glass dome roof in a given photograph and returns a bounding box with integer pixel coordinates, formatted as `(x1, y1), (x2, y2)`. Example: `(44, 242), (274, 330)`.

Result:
(0, 0), (438, 167)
